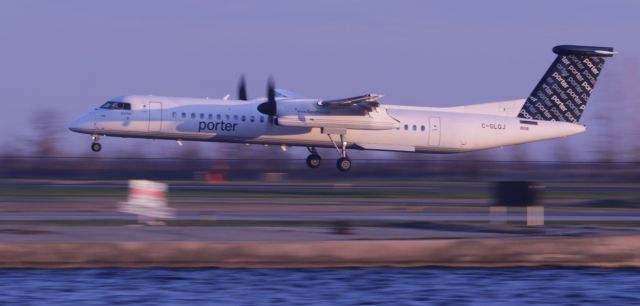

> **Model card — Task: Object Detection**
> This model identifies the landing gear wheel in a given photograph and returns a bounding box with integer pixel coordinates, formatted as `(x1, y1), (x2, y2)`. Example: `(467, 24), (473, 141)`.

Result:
(336, 157), (352, 172)
(91, 142), (102, 152)
(326, 133), (351, 173)
(306, 154), (322, 169)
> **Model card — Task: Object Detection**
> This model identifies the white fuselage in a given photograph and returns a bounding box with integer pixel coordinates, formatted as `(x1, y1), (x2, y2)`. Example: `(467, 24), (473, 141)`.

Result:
(69, 95), (586, 153)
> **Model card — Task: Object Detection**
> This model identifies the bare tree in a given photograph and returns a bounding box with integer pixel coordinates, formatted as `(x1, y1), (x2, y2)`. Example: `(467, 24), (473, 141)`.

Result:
(553, 138), (572, 162)
(619, 58), (640, 162)
(179, 141), (204, 159)
(30, 108), (63, 157)
(506, 143), (529, 162)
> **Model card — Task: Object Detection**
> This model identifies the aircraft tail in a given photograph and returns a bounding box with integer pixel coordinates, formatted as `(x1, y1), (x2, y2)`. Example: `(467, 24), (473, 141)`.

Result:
(518, 45), (615, 123)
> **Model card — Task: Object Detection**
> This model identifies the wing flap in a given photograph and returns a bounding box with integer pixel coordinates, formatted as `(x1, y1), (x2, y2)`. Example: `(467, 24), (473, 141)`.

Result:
(354, 143), (416, 152)
(318, 94), (383, 111)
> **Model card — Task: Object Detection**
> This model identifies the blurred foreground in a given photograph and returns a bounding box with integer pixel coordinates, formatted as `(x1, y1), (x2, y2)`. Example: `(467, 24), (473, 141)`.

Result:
(1, 156), (640, 181)
(0, 178), (639, 268)
(1, 155), (640, 268)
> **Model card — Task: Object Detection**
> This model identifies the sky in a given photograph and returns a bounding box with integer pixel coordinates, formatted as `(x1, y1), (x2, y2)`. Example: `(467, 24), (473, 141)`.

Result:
(1, 0), (639, 160)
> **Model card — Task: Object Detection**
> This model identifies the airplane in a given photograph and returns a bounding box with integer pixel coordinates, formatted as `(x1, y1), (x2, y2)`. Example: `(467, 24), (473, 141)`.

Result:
(69, 45), (615, 172)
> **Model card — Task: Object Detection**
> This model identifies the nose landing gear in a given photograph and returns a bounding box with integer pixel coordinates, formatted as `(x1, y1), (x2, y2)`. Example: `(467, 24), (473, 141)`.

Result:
(91, 143), (102, 152)
(91, 135), (102, 152)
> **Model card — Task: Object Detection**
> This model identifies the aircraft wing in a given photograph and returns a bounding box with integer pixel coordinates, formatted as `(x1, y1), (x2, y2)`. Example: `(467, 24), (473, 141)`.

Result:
(317, 94), (383, 111)
(276, 93), (398, 130)
(275, 88), (304, 99)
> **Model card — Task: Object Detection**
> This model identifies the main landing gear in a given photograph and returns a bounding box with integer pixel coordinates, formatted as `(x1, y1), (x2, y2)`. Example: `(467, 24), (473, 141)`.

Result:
(305, 133), (352, 172)
(336, 157), (352, 172)
(91, 135), (102, 152)
(328, 133), (352, 172)
(306, 147), (322, 169)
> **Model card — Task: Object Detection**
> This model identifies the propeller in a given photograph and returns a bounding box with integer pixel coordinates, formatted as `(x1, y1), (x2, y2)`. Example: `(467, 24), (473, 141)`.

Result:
(257, 77), (277, 116)
(238, 75), (248, 101)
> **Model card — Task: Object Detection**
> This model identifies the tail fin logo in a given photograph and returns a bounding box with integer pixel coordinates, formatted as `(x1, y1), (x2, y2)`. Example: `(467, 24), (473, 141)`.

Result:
(518, 45), (614, 123)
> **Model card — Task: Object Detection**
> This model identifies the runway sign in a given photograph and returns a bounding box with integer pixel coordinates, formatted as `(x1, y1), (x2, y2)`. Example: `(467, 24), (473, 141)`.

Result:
(119, 180), (175, 219)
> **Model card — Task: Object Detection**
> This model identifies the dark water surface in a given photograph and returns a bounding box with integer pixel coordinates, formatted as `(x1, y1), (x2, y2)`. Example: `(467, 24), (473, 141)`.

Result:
(0, 268), (638, 305)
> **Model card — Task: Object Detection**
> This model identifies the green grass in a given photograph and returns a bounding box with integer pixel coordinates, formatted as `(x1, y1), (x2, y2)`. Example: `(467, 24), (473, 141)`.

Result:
(0, 180), (639, 205)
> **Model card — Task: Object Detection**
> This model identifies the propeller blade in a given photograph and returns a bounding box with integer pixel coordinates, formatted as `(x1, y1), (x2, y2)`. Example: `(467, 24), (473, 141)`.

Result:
(267, 77), (276, 104)
(238, 75), (248, 100)
(257, 77), (277, 116)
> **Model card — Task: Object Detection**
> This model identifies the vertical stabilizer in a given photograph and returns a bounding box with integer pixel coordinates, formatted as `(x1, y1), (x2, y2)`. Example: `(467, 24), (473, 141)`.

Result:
(518, 45), (615, 123)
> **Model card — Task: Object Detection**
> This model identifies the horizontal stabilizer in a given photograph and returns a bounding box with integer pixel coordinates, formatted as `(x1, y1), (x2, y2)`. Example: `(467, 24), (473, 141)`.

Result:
(443, 99), (526, 117)
(552, 45), (616, 57)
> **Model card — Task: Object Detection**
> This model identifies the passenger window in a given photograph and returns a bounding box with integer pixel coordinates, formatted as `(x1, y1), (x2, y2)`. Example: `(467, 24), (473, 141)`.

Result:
(191, 113), (196, 119)
(181, 112), (186, 119)
(404, 124), (408, 130)
(260, 116), (265, 123)
(421, 125), (425, 132)
(226, 114), (230, 120)
(217, 114), (221, 120)
(412, 125), (417, 131)
(233, 115), (238, 121)
(172, 112), (177, 119)
(200, 113), (204, 119)
(250, 116), (255, 123)
(241, 115), (246, 122)
(208, 114), (213, 120)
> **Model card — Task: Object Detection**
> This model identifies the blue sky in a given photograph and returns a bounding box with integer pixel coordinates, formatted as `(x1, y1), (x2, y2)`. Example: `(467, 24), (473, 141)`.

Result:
(1, 1), (638, 160)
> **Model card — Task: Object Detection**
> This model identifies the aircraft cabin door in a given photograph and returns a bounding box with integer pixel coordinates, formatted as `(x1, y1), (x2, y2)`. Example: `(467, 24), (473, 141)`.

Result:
(148, 102), (163, 132)
(428, 117), (441, 146)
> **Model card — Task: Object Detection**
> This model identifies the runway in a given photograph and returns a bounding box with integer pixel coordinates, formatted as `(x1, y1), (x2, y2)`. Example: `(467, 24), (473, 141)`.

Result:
(2, 181), (639, 193)
(0, 180), (639, 224)
(0, 180), (639, 269)
(1, 211), (640, 222)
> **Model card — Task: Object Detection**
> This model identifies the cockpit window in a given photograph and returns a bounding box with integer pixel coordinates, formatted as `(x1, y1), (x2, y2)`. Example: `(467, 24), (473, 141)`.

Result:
(100, 102), (115, 109)
(100, 101), (131, 110)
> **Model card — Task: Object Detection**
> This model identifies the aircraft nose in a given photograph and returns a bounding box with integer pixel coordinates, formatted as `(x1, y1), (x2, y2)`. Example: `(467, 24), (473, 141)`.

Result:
(68, 114), (93, 132)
